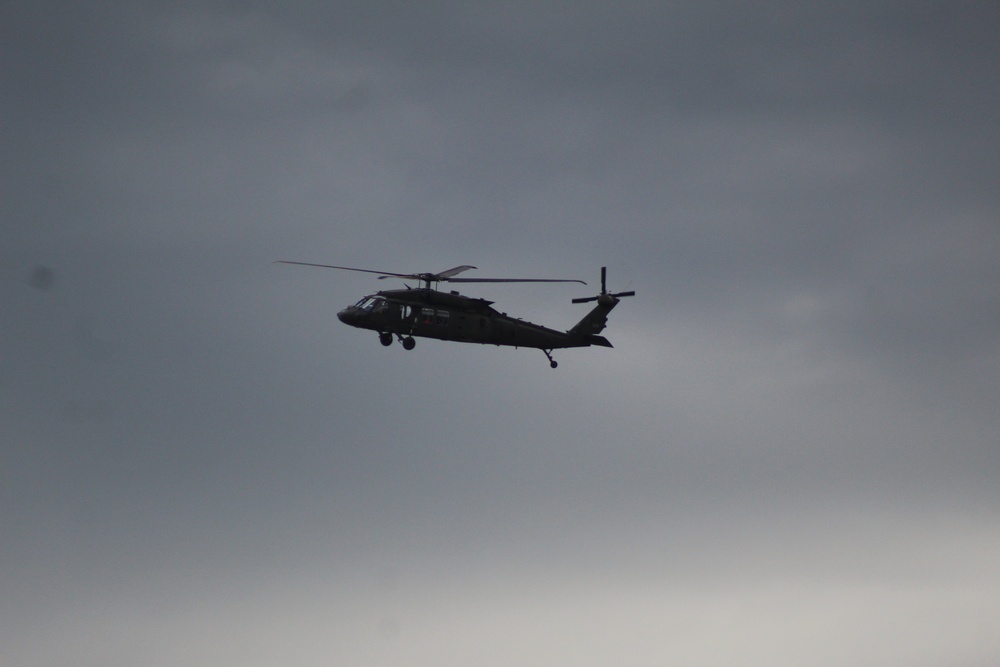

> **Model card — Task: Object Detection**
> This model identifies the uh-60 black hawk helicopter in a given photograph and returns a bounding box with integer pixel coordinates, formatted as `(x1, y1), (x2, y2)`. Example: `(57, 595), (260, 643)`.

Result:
(276, 261), (634, 368)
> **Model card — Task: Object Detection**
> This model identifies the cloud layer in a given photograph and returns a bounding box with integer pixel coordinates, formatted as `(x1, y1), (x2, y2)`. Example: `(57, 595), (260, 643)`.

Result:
(3, 3), (999, 665)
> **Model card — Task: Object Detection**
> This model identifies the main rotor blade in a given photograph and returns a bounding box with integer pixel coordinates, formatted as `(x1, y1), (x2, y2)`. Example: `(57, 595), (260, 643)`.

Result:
(276, 261), (586, 286)
(436, 265), (478, 279)
(274, 261), (419, 279)
(449, 278), (586, 284)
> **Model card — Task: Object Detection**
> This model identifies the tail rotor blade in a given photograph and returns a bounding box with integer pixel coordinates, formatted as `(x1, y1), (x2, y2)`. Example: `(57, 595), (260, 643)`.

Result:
(572, 266), (635, 304)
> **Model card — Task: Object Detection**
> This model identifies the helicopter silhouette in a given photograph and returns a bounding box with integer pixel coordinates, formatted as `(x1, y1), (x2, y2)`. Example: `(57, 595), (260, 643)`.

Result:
(276, 262), (634, 367)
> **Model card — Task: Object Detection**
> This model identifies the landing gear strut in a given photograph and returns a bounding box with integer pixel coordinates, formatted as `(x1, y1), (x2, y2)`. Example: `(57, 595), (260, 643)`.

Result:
(543, 349), (558, 368)
(380, 332), (415, 350)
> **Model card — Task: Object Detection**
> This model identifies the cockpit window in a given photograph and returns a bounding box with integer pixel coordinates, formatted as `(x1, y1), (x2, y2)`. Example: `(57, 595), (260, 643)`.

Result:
(357, 297), (386, 313)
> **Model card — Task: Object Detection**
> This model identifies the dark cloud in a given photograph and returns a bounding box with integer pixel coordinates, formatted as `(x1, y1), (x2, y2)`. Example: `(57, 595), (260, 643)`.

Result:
(27, 265), (55, 290)
(3, 2), (999, 665)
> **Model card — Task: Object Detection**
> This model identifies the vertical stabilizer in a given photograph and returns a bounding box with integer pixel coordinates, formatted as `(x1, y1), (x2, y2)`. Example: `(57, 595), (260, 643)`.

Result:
(569, 296), (617, 336)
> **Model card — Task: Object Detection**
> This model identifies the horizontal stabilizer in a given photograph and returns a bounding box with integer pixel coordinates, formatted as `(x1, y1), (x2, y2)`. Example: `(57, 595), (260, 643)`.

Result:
(588, 335), (613, 348)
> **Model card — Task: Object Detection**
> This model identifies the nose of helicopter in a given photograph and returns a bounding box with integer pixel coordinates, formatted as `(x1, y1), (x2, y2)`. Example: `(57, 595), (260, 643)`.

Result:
(337, 307), (358, 325)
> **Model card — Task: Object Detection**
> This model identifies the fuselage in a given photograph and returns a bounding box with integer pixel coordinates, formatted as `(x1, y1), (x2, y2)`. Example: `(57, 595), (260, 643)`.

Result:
(336, 288), (610, 350)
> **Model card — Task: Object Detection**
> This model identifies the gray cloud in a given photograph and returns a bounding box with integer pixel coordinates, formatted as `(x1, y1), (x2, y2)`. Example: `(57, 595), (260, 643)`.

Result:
(3, 2), (999, 665)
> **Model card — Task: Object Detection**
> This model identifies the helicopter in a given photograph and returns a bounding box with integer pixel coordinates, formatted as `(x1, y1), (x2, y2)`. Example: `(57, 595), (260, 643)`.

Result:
(276, 262), (634, 368)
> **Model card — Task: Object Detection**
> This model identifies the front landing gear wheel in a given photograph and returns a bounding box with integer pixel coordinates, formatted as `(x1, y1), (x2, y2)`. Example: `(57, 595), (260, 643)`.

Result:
(379, 332), (393, 346)
(401, 336), (416, 350)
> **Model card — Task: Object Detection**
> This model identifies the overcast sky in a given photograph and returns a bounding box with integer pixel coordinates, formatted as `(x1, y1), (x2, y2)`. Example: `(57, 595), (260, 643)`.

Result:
(3, 2), (999, 665)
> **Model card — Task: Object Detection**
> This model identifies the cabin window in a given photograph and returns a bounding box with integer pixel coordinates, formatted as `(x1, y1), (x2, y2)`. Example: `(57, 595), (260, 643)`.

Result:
(420, 307), (435, 324)
(436, 310), (450, 326)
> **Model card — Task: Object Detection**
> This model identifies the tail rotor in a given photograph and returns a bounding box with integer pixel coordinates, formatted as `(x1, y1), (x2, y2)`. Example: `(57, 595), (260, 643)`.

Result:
(572, 267), (635, 304)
